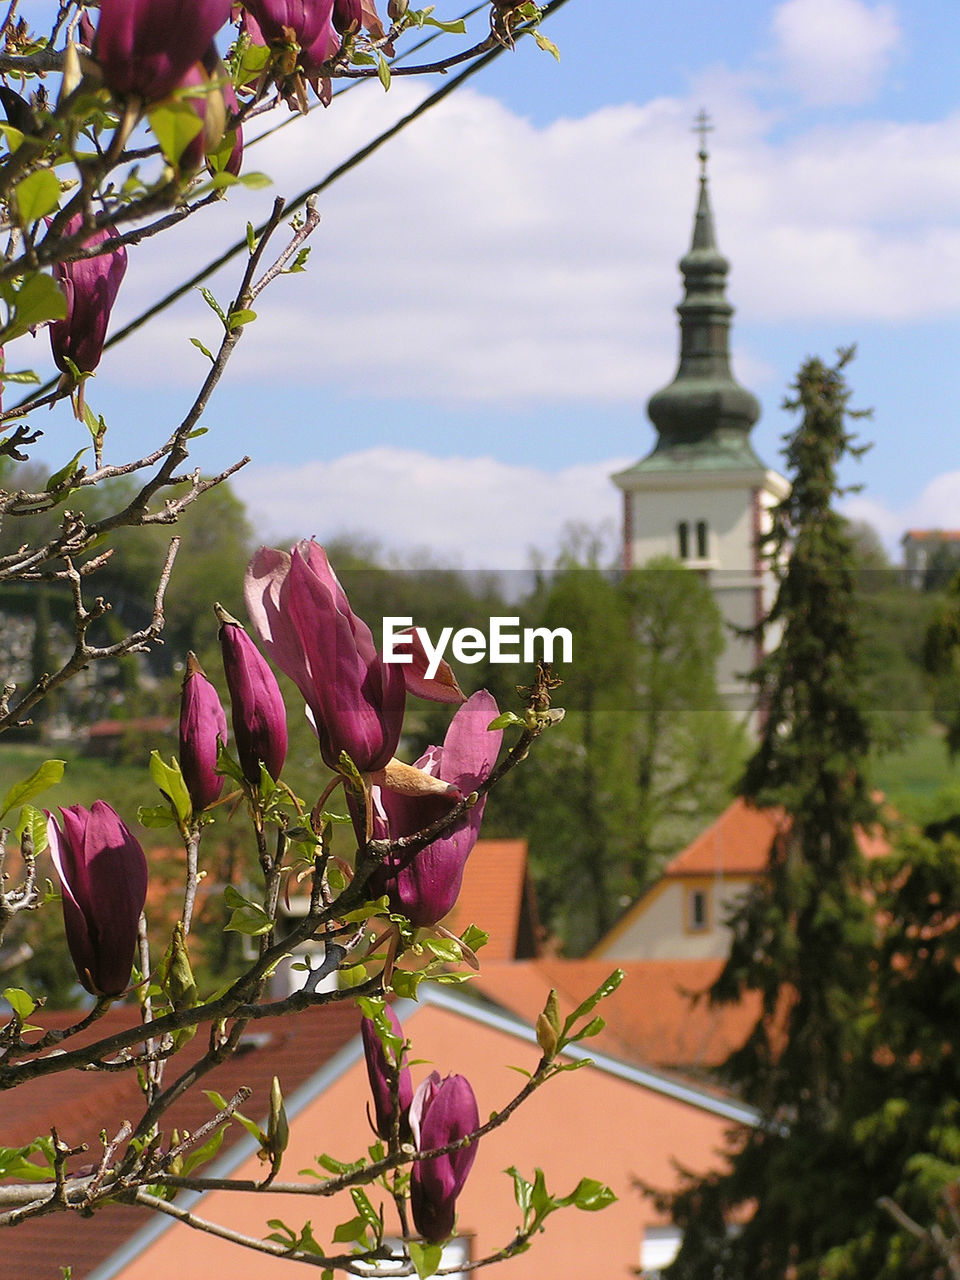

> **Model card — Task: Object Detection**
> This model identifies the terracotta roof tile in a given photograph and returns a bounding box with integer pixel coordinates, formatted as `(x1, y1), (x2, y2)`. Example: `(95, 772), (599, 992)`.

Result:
(470, 958), (761, 1073)
(663, 798), (784, 878)
(441, 839), (534, 962)
(1, 1002), (361, 1280)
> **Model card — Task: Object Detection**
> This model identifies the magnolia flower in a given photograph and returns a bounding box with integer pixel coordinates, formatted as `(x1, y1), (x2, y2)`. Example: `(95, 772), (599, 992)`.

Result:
(410, 1072), (479, 1243)
(49, 215), (127, 377)
(360, 1005), (413, 1141)
(242, 0), (334, 49)
(244, 540), (462, 776)
(217, 606), (288, 785)
(47, 802), (148, 997)
(95, 0), (232, 104)
(365, 690), (502, 926)
(179, 652), (228, 812)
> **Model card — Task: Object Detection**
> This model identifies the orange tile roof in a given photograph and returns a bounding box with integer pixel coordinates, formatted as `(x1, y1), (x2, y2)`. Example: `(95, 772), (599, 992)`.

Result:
(664, 798), (784, 878)
(441, 839), (534, 962)
(661, 798), (889, 879)
(1, 1001), (362, 1280)
(902, 529), (960, 541)
(470, 958), (762, 1074)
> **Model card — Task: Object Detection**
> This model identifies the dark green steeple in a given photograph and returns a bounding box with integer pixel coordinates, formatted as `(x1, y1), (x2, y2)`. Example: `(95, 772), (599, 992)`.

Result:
(627, 117), (763, 475)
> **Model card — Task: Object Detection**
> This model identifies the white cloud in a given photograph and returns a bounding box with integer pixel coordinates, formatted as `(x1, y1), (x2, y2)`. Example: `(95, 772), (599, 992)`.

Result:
(233, 447), (629, 569)
(843, 469), (960, 555)
(770, 0), (901, 105)
(94, 76), (960, 411)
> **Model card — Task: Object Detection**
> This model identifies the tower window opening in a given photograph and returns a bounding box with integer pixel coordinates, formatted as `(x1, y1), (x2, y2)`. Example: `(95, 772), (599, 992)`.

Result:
(677, 521), (690, 560)
(696, 520), (709, 558)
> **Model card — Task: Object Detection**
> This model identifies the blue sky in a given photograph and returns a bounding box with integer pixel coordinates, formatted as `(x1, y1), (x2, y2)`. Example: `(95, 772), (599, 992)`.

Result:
(21, 0), (960, 565)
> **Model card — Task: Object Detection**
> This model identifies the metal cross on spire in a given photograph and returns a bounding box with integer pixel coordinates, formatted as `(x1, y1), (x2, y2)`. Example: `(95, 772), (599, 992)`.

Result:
(692, 108), (713, 177)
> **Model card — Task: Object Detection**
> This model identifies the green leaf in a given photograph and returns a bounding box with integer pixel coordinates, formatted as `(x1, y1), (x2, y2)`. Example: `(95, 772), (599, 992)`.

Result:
(533, 30), (560, 60)
(238, 171), (271, 189)
(424, 937), (463, 964)
(137, 804), (177, 829)
(15, 804), (49, 856)
(0, 759), (65, 820)
(508, 1165), (533, 1223)
(389, 968), (425, 1000)
(560, 969), (623, 1040)
(563, 1177), (617, 1212)
(190, 336), (215, 363)
(14, 170), (61, 223)
(356, 997), (404, 1064)
(460, 923), (489, 952)
(45, 449), (87, 495)
(227, 307), (257, 330)
(0, 1139), (55, 1181)
(0, 271), (67, 342)
(215, 740), (245, 784)
(202, 1091), (264, 1143)
(349, 1186), (382, 1242)
(377, 55), (391, 90)
(198, 286), (227, 328)
(285, 246), (310, 274)
(565, 1015), (605, 1044)
(420, 15), (467, 33)
(530, 1167), (554, 1219)
(180, 1125), (226, 1176)
(3, 987), (36, 1020)
(148, 751), (192, 825)
(0, 367), (40, 384)
(148, 100), (203, 167)
(246, 222), (257, 253)
(332, 1215), (367, 1245)
(408, 1241), (443, 1278)
(0, 122), (24, 152)
(223, 884), (274, 936)
(488, 711), (525, 730)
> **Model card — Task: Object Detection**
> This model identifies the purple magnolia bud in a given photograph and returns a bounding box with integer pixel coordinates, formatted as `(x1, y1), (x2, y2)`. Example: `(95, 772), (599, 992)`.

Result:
(364, 691), (502, 926)
(245, 541), (463, 776)
(217, 606), (288, 785)
(360, 1005), (413, 1141)
(332, 0), (361, 34)
(409, 1072), (479, 1243)
(179, 652), (228, 812)
(95, 0), (232, 104)
(244, 541), (404, 773)
(243, 0), (334, 48)
(49, 215), (127, 376)
(47, 802), (148, 998)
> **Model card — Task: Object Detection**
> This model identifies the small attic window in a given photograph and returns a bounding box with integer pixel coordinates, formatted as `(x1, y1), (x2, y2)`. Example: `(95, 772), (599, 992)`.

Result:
(687, 888), (709, 932)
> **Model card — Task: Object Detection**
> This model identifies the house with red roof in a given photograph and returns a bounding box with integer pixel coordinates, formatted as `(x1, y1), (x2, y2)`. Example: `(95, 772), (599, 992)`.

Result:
(0, 836), (760, 1279)
(590, 797), (888, 963)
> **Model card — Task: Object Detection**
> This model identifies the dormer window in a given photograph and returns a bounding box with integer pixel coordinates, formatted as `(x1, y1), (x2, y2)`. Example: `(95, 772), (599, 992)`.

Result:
(687, 888), (709, 932)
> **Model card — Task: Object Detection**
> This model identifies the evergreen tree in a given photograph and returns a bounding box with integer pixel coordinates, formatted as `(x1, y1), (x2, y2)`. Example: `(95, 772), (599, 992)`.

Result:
(665, 350), (879, 1278)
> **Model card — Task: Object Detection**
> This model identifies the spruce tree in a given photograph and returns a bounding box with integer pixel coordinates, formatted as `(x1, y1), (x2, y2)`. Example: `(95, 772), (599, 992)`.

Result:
(665, 350), (879, 1279)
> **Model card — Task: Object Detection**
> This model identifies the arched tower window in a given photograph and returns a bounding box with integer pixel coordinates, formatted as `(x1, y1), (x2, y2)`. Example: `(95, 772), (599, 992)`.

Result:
(677, 521), (690, 560)
(696, 520), (709, 559)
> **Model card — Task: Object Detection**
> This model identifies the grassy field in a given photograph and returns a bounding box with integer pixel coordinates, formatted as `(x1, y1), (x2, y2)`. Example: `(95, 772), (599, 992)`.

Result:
(868, 725), (958, 824)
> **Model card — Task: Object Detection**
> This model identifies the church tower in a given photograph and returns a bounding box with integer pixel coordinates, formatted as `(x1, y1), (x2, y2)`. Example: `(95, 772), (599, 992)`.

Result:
(612, 116), (788, 722)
